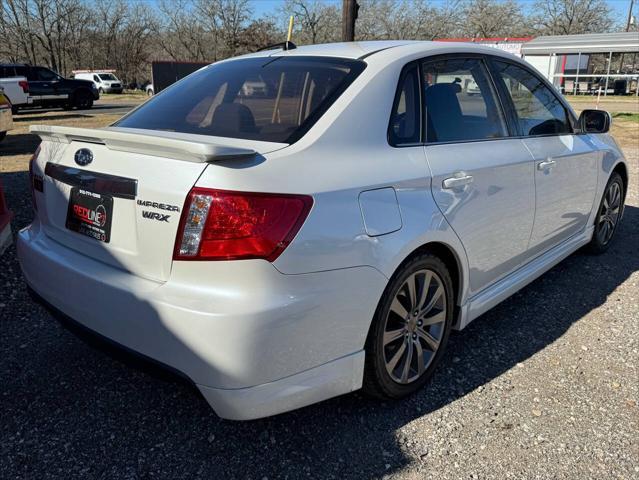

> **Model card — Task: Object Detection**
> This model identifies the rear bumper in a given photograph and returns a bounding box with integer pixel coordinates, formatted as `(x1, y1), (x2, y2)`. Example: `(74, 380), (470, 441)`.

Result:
(17, 221), (386, 419)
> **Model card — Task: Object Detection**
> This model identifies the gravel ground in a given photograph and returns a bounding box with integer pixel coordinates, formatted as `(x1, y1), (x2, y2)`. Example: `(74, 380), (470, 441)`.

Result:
(1, 128), (637, 479)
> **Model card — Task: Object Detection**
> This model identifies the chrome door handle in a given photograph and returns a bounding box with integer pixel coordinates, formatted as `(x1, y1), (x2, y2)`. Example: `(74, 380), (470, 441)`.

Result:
(537, 159), (556, 170)
(442, 173), (474, 189)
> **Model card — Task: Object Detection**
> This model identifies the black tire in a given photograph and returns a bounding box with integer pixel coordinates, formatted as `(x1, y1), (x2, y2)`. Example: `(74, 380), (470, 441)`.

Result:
(98, 87), (104, 95)
(363, 253), (454, 399)
(74, 90), (94, 109)
(587, 172), (624, 254)
(0, 131), (6, 142)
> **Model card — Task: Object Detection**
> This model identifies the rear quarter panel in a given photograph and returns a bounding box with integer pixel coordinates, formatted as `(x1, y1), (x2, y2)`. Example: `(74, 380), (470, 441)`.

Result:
(194, 53), (471, 305)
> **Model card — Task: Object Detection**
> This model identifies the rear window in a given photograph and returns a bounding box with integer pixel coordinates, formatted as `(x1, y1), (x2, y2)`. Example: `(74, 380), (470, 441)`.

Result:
(115, 56), (366, 143)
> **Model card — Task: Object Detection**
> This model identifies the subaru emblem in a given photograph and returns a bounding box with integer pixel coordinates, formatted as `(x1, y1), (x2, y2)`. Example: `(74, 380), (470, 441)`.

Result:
(74, 148), (93, 166)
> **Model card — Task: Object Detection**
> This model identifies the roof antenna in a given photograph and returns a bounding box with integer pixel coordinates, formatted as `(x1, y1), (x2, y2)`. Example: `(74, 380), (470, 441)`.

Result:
(257, 16), (297, 52)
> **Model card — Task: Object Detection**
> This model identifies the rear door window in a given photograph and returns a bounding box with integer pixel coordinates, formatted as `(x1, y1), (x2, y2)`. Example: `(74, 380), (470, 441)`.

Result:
(18, 67), (37, 80)
(115, 56), (365, 143)
(33, 67), (58, 81)
(388, 64), (421, 146)
(1, 66), (16, 77)
(422, 57), (507, 143)
(14, 66), (27, 77)
(491, 60), (572, 136)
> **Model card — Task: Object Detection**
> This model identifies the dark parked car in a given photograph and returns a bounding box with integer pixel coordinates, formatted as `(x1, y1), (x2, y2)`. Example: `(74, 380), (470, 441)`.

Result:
(0, 64), (99, 111)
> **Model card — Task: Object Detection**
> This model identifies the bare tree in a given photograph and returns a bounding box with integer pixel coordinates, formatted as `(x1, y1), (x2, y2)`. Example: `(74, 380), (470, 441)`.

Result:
(0, 0), (621, 89)
(281, 0), (340, 45)
(216, 0), (253, 57)
(532, 0), (614, 35)
(238, 18), (282, 51)
(460, 0), (529, 38)
(356, 0), (461, 41)
(155, 0), (211, 61)
(0, 0), (39, 62)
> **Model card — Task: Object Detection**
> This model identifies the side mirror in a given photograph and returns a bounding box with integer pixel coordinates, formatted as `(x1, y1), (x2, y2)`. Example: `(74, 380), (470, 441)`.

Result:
(578, 109), (611, 134)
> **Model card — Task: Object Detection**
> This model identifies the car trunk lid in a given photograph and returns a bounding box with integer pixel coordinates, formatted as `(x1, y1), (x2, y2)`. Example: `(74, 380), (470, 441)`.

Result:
(31, 125), (286, 282)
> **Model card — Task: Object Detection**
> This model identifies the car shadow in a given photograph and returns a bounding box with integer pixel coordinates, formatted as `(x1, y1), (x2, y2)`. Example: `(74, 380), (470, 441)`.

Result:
(2, 165), (637, 478)
(15, 104), (133, 114)
(12, 113), (92, 123)
(0, 133), (41, 156)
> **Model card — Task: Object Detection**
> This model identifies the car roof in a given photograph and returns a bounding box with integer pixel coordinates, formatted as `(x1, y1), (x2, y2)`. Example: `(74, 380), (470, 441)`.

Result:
(236, 40), (522, 65)
(268, 40), (415, 59)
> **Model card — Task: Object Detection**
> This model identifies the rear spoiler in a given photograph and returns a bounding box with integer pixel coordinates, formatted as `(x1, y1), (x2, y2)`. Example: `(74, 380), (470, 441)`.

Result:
(29, 125), (265, 163)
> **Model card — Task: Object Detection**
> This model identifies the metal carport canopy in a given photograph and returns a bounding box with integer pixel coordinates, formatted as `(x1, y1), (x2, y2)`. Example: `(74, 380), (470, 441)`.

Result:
(522, 32), (639, 55)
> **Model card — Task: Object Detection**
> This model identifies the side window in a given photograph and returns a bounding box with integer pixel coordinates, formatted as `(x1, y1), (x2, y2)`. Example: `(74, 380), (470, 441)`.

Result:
(388, 64), (421, 146)
(25, 67), (38, 81)
(492, 60), (571, 136)
(35, 67), (58, 81)
(93, 75), (100, 82)
(13, 66), (26, 78)
(422, 58), (507, 143)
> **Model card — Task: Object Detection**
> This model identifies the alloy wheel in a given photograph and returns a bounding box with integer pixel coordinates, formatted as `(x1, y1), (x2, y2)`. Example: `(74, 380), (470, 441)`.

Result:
(383, 269), (447, 384)
(597, 181), (621, 245)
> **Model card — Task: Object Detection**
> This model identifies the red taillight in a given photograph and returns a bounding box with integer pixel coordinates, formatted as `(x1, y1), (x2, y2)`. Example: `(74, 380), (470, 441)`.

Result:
(29, 145), (42, 211)
(174, 188), (313, 261)
(19, 80), (29, 94)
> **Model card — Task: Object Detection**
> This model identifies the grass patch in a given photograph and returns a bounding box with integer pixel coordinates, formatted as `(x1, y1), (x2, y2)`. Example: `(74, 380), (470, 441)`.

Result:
(99, 90), (148, 102)
(1, 112), (122, 172)
(612, 112), (639, 122)
(564, 95), (639, 103)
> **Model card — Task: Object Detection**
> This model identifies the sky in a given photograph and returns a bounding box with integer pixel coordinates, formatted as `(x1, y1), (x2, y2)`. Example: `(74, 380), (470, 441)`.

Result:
(249, 0), (636, 21)
(130, 0), (636, 29)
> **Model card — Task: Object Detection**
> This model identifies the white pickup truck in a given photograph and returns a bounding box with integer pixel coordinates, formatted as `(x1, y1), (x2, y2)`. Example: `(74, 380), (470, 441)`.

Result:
(0, 76), (32, 112)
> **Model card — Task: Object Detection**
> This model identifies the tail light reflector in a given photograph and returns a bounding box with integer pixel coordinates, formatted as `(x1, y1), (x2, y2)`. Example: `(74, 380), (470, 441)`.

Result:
(174, 188), (313, 261)
(19, 80), (29, 93)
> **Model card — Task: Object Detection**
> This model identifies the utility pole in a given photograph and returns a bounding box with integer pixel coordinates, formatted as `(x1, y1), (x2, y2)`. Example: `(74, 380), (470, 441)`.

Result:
(618, 0), (634, 74)
(625, 0), (634, 31)
(342, 0), (359, 42)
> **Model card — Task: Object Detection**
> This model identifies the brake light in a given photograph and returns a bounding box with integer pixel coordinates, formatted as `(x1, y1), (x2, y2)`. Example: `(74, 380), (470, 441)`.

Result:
(174, 188), (313, 261)
(19, 80), (29, 94)
(29, 145), (42, 211)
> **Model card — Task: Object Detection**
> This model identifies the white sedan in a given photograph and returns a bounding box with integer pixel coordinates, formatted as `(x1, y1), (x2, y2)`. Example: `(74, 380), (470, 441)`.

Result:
(19, 41), (627, 420)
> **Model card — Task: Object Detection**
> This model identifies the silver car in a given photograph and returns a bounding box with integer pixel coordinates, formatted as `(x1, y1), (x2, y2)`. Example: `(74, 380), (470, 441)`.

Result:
(19, 41), (627, 420)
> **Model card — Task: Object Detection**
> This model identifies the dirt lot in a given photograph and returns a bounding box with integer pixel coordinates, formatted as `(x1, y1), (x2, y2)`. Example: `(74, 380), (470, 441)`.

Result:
(1, 99), (638, 479)
(566, 95), (639, 114)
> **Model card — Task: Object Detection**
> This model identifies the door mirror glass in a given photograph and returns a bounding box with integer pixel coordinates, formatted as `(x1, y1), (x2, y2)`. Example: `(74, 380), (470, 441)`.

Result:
(579, 109), (611, 133)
